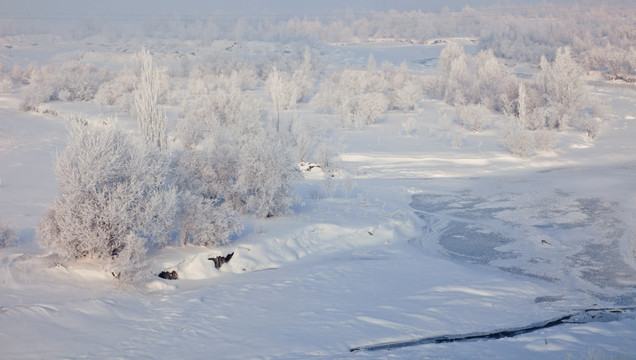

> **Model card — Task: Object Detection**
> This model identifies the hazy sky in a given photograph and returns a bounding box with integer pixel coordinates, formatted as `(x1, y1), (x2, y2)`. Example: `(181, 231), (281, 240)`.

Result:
(3, 0), (566, 18)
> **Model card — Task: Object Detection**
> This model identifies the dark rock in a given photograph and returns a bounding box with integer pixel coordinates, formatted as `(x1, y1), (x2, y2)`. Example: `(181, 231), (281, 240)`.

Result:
(158, 270), (179, 280)
(209, 252), (234, 269)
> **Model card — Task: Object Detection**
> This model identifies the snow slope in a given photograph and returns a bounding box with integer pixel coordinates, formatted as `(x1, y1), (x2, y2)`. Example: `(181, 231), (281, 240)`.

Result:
(1, 39), (636, 359)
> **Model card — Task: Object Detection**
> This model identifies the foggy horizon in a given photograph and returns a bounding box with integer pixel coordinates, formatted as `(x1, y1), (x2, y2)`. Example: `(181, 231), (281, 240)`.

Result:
(1, 0), (611, 19)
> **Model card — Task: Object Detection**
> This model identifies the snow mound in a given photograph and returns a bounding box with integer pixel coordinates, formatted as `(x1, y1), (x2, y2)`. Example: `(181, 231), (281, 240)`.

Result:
(149, 215), (417, 284)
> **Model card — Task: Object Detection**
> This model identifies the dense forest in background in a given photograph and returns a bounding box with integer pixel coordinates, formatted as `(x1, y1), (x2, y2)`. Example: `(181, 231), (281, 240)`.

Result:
(1, 1), (634, 79)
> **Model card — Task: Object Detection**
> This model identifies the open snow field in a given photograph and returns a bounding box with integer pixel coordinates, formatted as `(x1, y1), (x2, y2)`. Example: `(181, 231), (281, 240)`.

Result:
(1, 37), (636, 359)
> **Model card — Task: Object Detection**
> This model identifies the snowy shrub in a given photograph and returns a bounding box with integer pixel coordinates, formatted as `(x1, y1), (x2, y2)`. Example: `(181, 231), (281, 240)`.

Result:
(232, 127), (299, 217)
(177, 85), (299, 218)
(436, 45), (520, 112)
(313, 59), (399, 129)
(177, 192), (242, 247)
(574, 116), (601, 139)
(172, 144), (243, 246)
(20, 83), (54, 111)
(392, 81), (422, 112)
(422, 75), (445, 100)
(350, 92), (389, 127)
(0, 78), (12, 93)
(175, 143), (238, 205)
(94, 73), (137, 112)
(0, 222), (16, 248)
(0, 63), (16, 93)
(20, 61), (108, 111)
(58, 61), (109, 101)
(182, 78), (265, 131)
(402, 117), (417, 136)
(433, 43), (599, 153)
(288, 117), (325, 163)
(455, 104), (490, 133)
(472, 50), (517, 113)
(589, 44), (635, 81)
(176, 105), (219, 149)
(37, 121), (177, 279)
(383, 61), (421, 112)
(501, 121), (535, 157)
(519, 48), (599, 137)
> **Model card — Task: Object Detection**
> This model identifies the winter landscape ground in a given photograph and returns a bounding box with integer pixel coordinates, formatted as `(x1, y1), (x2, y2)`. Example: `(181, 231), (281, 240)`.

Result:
(1, 2), (636, 359)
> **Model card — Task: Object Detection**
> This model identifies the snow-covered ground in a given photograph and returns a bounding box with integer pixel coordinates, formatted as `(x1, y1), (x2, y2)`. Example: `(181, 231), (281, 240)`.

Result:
(1, 37), (636, 359)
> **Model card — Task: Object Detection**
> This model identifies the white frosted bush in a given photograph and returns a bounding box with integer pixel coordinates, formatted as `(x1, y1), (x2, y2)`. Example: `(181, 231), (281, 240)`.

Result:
(0, 222), (16, 248)
(501, 122), (536, 157)
(177, 77), (298, 218)
(20, 61), (108, 111)
(438, 42), (465, 75)
(393, 81), (422, 112)
(313, 63), (397, 129)
(455, 104), (490, 132)
(178, 193), (242, 247)
(402, 117), (417, 136)
(175, 144), (237, 205)
(353, 92), (389, 127)
(37, 121), (177, 278)
(233, 127), (299, 217)
(472, 49), (518, 113)
(94, 73), (136, 112)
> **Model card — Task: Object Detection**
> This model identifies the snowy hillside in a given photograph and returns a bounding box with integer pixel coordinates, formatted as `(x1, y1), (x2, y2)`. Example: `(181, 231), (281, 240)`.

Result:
(1, 3), (636, 359)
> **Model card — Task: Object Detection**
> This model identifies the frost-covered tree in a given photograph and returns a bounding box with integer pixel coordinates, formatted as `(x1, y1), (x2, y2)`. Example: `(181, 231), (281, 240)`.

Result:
(291, 45), (316, 103)
(438, 42), (465, 76)
(266, 67), (297, 132)
(548, 47), (587, 129)
(133, 49), (168, 150)
(472, 49), (517, 113)
(524, 47), (598, 133)
(517, 81), (528, 127)
(434, 43), (472, 106)
(37, 121), (177, 279)
(312, 63), (392, 129)
(176, 81), (299, 218)
(232, 126), (299, 217)
(0, 222), (16, 248)
(443, 54), (470, 106)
